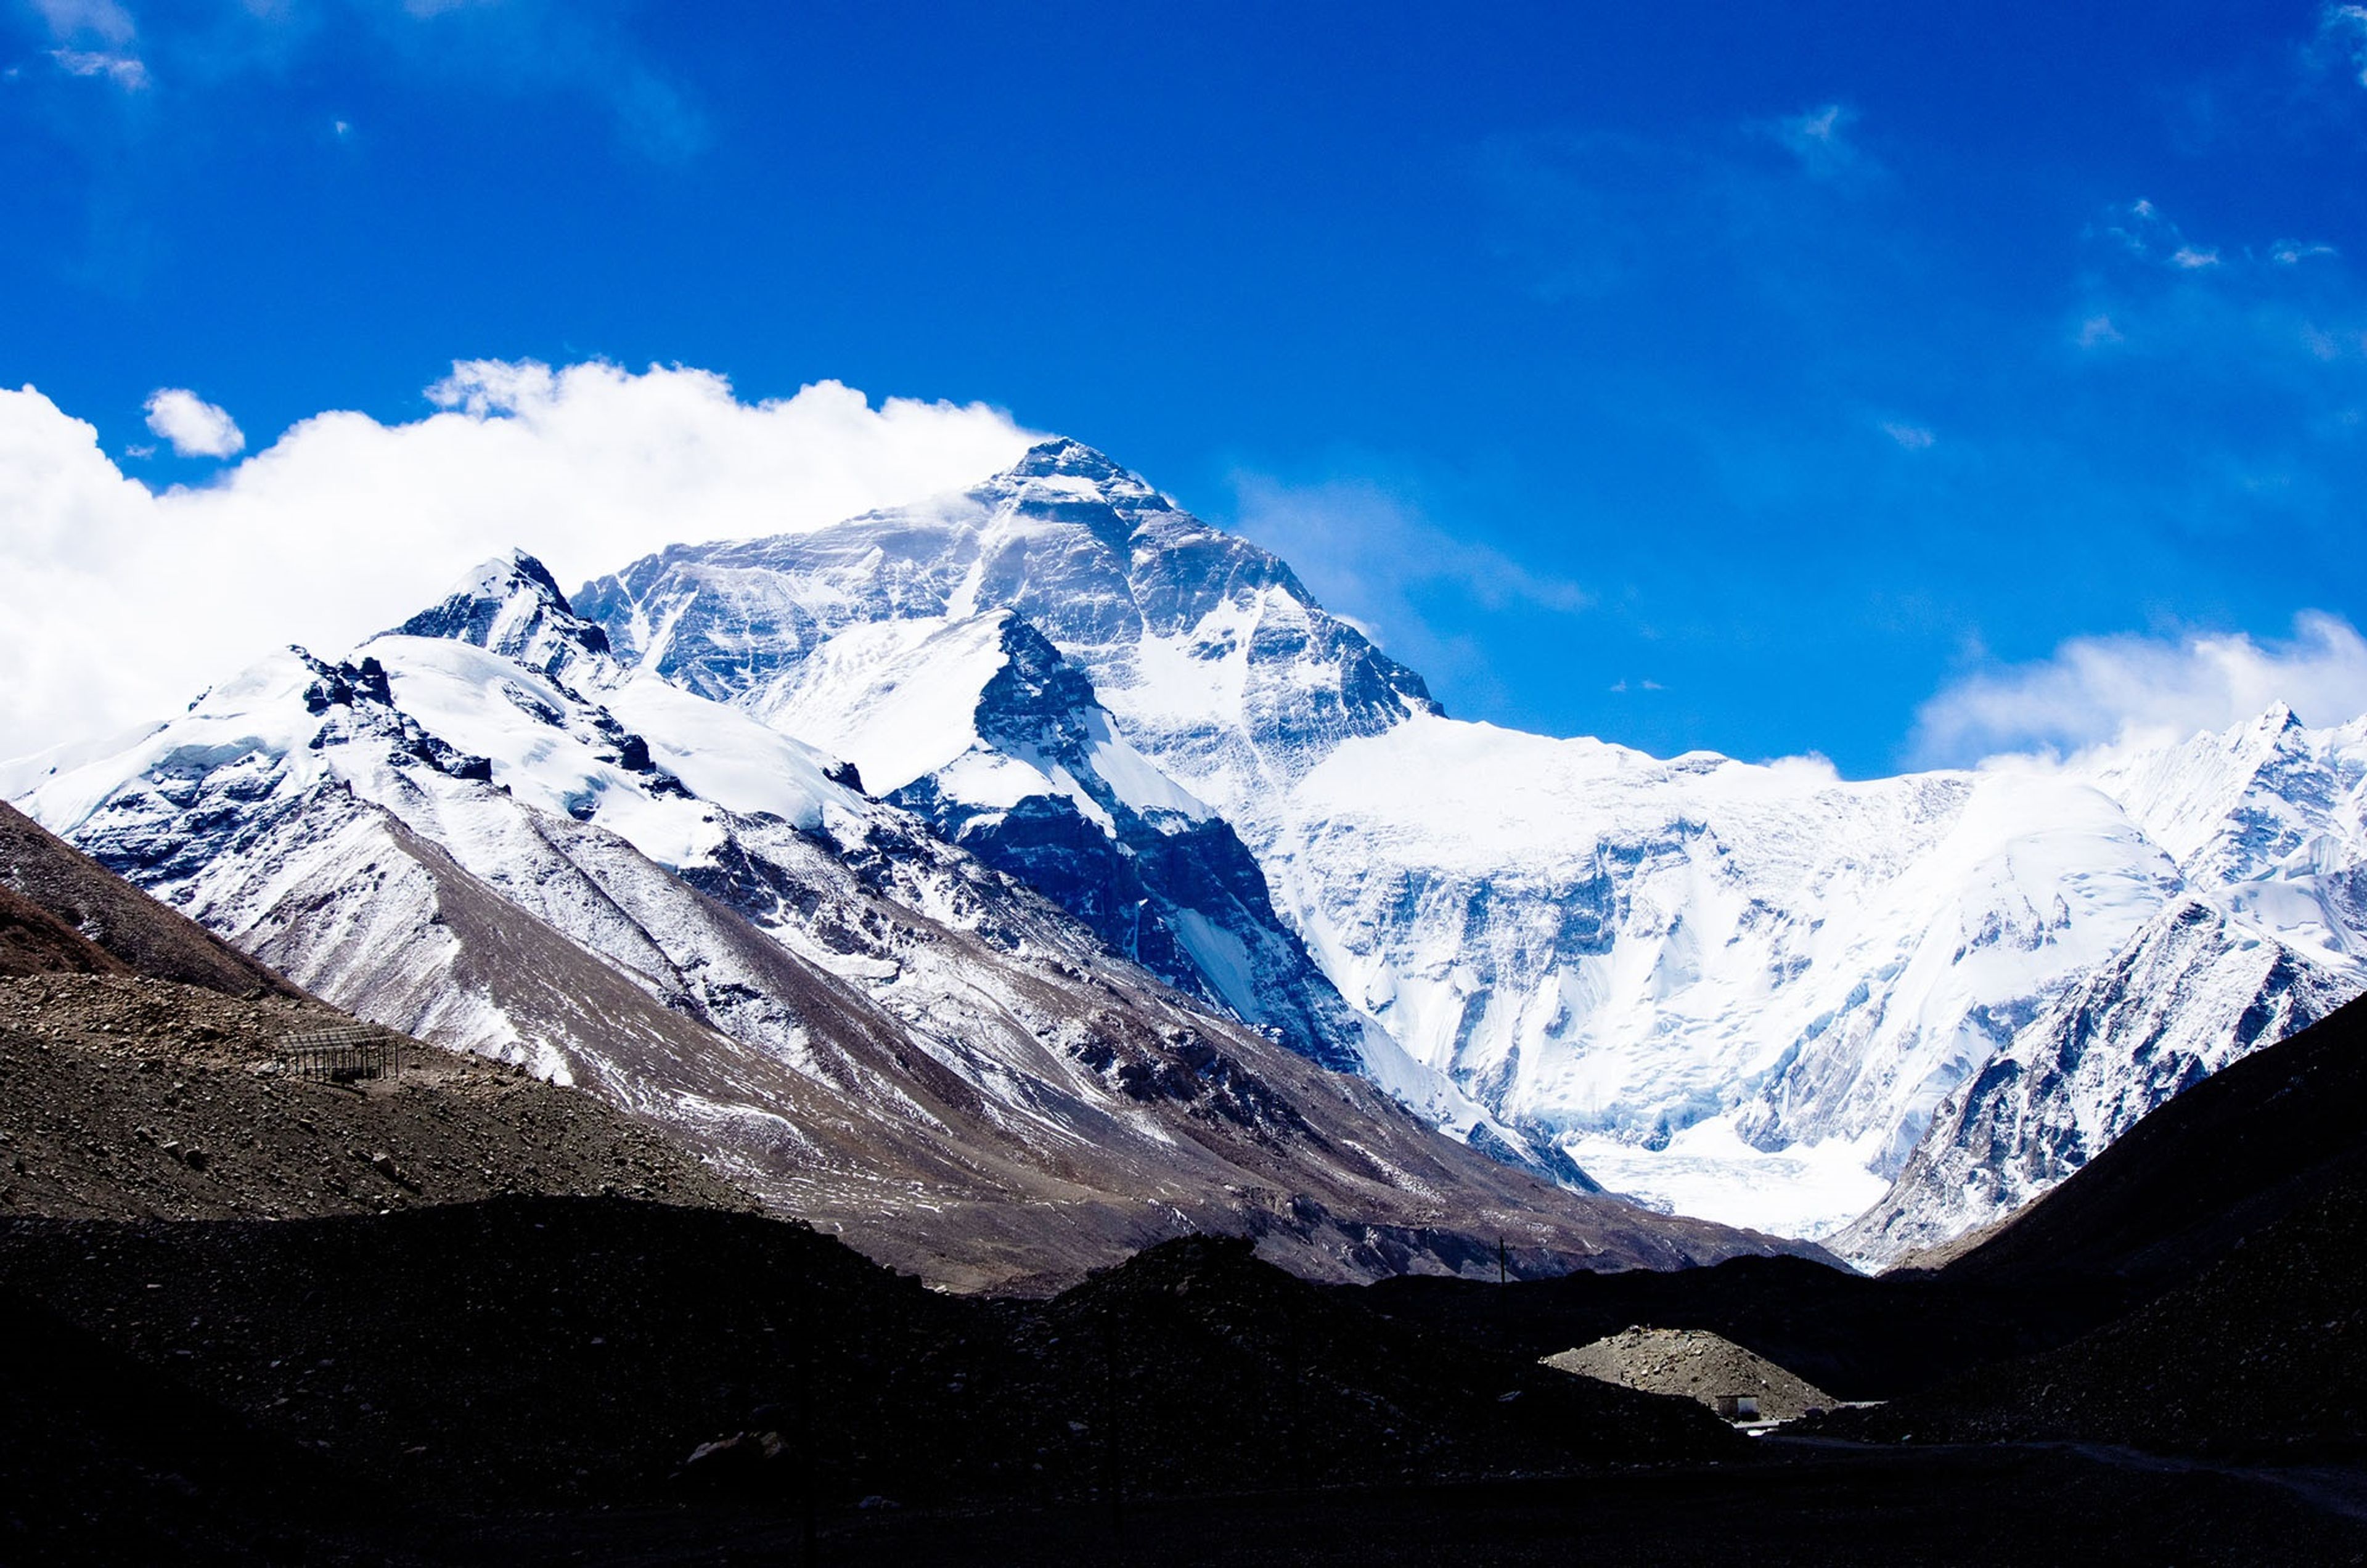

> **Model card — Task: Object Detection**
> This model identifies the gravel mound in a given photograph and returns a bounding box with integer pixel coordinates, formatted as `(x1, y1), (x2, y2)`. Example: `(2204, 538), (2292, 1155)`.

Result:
(1545, 1326), (1835, 1421)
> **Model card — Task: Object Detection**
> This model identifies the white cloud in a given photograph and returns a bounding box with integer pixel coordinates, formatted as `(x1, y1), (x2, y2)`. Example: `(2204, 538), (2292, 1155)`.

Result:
(0, 362), (1039, 756)
(2273, 240), (2337, 265)
(1880, 420), (1936, 449)
(142, 389), (245, 457)
(1911, 613), (2367, 764)
(49, 47), (147, 88)
(30, 0), (134, 46)
(2103, 198), (2228, 272)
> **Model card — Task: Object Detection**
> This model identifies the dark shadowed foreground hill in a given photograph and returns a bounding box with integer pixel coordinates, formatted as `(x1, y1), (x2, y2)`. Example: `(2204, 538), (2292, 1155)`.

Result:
(0, 1205), (1737, 1514)
(1355, 995), (2367, 1423)
(2, 1198), (2348, 1566)
(1809, 995), (2367, 1458)
(1823, 1170), (2367, 1460)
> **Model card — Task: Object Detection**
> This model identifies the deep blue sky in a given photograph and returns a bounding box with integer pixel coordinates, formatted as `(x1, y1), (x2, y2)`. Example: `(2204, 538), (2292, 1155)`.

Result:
(7, 1), (2366, 774)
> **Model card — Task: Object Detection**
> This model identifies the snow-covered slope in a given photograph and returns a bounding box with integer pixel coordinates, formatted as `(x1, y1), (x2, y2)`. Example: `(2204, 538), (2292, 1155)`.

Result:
(6, 554), (1783, 1288)
(1259, 722), (2201, 1237)
(756, 606), (1373, 1070)
(1837, 708), (2367, 1264)
(575, 456), (1569, 1178)
(1835, 892), (2364, 1265)
(574, 440), (2367, 1249)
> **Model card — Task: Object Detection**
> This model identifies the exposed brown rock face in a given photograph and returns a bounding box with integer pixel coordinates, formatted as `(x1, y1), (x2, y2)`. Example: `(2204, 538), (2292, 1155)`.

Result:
(0, 801), (298, 998)
(1, 799), (748, 1227)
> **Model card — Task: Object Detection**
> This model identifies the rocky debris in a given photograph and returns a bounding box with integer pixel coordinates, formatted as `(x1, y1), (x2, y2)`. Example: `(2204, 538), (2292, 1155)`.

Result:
(1543, 1326), (1834, 1422)
(0, 972), (749, 1223)
(0, 1205), (1739, 1517)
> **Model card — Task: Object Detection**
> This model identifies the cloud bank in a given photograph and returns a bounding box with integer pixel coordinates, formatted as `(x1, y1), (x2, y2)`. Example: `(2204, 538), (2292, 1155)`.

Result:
(0, 362), (1037, 756)
(1913, 612), (2367, 764)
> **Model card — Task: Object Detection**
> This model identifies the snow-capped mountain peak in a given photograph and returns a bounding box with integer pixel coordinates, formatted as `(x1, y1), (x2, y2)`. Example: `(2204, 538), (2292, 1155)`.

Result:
(393, 548), (617, 684)
(988, 436), (1173, 511)
(566, 452), (2367, 1250)
(2079, 704), (2367, 890)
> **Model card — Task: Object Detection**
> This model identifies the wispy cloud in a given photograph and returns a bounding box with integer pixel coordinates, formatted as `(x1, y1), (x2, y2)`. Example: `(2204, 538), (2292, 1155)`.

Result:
(1481, 97), (1894, 326)
(2074, 195), (2367, 386)
(1228, 473), (1590, 687)
(357, 0), (708, 161)
(22, 0), (706, 159)
(30, 0), (147, 88)
(2316, 4), (2367, 86)
(2103, 200), (2335, 279)
(30, 0), (134, 46)
(1911, 612), (2367, 763)
(49, 46), (147, 88)
(1768, 102), (1868, 180)
(2274, 240), (2339, 264)
(2103, 198), (2216, 269)
(2076, 313), (2125, 347)
(1880, 420), (1936, 450)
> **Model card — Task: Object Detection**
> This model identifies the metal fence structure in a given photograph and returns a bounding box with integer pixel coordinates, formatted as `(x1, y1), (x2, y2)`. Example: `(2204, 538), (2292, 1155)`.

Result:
(279, 1024), (405, 1084)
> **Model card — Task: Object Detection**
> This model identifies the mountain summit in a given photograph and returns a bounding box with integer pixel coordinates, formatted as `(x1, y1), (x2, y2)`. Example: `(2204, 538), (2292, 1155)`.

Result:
(568, 439), (2367, 1254)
